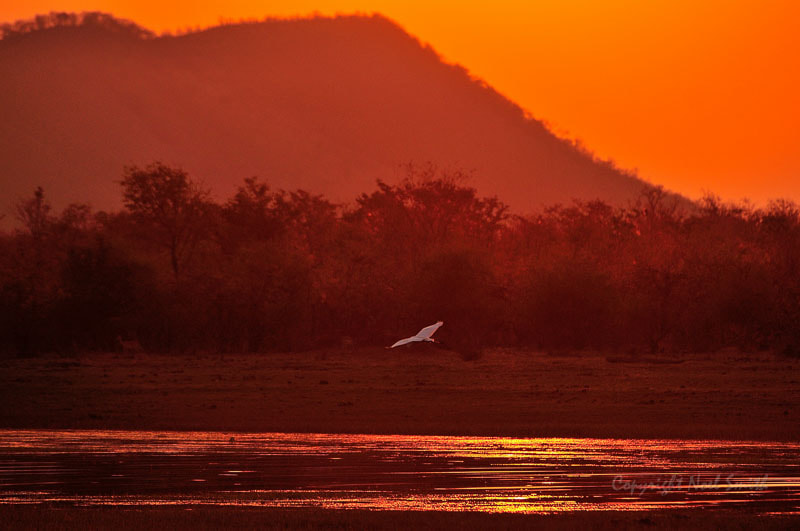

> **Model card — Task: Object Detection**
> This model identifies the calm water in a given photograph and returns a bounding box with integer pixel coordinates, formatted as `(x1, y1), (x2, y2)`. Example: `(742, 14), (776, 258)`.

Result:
(1, 430), (799, 514)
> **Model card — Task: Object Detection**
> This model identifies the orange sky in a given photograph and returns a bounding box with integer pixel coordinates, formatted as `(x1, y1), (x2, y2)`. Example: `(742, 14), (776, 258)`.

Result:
(3, 1), (798, 204)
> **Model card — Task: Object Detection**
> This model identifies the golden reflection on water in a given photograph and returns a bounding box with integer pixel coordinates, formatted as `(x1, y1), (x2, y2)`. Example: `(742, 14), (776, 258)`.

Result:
(1, 430), (799, 514)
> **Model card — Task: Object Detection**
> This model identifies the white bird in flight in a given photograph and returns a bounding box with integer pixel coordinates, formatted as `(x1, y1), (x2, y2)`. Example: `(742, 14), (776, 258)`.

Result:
(388, 321), (444, 348)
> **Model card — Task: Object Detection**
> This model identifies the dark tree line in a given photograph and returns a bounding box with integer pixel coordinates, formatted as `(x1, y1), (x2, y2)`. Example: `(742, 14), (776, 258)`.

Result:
(2, 162), (800, 358)
(0, 12), (154, 42)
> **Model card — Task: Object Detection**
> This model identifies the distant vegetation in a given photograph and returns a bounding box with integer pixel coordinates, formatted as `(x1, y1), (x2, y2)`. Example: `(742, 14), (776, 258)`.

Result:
(2, 162), (799, 358)
(0, 12), (154, 41)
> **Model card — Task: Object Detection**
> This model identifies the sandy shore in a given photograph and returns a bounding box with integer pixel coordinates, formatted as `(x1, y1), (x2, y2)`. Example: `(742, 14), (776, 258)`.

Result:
(1, 347), (798, 440)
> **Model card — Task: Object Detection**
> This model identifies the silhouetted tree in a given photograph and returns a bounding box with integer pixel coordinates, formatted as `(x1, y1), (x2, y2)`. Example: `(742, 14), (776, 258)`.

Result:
(15, 186), (52, 241)
(121, 162), (210, 283)
(3, 188), (69, 355)
(221, 176), (281, 247)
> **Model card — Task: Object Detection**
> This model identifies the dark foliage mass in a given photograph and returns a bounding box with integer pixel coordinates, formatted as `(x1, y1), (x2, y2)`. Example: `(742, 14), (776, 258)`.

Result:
(0, 12), (153, 41)
(2, 163), (800, 358)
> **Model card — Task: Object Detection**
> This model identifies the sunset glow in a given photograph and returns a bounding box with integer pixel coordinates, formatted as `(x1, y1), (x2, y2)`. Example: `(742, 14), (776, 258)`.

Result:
(4, 4), (800, 526)
(2, 0), (798, 203)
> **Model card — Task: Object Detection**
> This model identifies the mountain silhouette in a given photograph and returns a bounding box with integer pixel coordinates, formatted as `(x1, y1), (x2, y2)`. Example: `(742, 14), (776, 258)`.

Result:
(1, 12), (658, 217)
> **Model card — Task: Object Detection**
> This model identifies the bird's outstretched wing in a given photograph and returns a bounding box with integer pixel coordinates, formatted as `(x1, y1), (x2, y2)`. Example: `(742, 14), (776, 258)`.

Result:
(389, 336), (418, 349)
(387, 321), (444, 348)
(415, 321), (443, 340)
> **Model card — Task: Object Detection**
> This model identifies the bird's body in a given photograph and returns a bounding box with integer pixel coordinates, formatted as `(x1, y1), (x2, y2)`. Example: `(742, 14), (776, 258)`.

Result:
(388, 321), (444, 348)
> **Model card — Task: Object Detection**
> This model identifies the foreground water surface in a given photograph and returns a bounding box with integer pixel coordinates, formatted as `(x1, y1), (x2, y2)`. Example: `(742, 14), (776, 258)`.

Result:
(1, 430), (799, 514)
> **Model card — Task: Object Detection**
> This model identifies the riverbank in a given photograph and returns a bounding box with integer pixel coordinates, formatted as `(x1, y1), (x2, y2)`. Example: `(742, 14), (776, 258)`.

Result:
(1, 348), (798, 440)
(1, 506), (797, 530)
